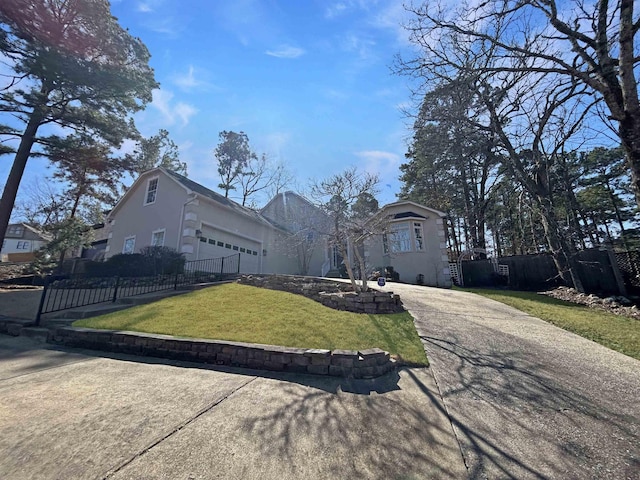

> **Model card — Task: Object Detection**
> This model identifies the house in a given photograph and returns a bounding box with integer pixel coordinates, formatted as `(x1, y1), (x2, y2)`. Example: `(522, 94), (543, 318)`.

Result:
(0, 223), (50, 262)
(104, 168), (451, 286)
(365, 201), (452, 287)
(104, 168), (303, 274)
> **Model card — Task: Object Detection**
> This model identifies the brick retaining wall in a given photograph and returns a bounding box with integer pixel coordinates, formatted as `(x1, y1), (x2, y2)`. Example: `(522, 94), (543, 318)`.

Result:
(49, 327), (397, 378)
(237, 274), (404, 314)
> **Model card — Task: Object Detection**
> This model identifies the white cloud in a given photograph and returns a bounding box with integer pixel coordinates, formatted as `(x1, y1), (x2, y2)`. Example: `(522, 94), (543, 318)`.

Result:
(265, 45), (305, 59)
(150, 89), (197, 127)
(174, 103), (198, 127)
(173, 65), (216, 91)
(355, 150), (402, 177)
(325, 2), (347, 19)
(137, 2), (153, 13)
(265, 131), (291, 155)
(342, 33), (376, 62)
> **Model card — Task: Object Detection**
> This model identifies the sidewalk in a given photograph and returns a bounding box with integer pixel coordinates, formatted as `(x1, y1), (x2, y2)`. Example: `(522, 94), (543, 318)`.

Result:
(0, 335), (467, 479)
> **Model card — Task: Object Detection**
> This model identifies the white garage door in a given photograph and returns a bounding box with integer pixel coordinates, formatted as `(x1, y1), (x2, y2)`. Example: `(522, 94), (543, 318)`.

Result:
(197, 226), (261, 273)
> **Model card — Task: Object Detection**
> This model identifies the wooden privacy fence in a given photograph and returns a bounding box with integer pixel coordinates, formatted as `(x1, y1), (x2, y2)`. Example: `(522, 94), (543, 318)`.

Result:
(454, 248), (638, 295)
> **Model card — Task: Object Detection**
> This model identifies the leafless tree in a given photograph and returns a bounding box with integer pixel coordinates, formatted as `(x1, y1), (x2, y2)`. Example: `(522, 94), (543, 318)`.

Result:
(238, 154), (294, 207)
(310, 168), (389, 292)
(401, 0), (640, 208)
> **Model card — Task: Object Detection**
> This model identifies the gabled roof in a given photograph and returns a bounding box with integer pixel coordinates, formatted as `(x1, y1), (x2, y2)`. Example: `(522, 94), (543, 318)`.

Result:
(259, 190), (318, 214)
(5, 223), (50, 241)
(108, 167), (285, 231)
(163, 169), (273, 226)
(380, 200), (446, 218)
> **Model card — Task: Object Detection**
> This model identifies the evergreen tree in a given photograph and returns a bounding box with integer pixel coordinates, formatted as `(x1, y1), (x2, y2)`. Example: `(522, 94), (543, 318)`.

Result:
(0, 0), (158, 248)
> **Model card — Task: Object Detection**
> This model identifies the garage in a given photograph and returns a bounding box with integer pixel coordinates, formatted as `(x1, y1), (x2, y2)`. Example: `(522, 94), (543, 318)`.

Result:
(197, 225), (261, 273)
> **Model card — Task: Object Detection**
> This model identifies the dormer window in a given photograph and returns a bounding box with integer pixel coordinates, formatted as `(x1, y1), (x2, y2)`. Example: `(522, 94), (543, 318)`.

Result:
(144, 177), (159, 205)
(7, 225), (24, 236)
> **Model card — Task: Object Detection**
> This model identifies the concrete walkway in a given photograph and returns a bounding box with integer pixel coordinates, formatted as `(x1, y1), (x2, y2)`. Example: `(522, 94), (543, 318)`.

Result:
(0, 335), (466, 480)
(380, 283), (640, 480)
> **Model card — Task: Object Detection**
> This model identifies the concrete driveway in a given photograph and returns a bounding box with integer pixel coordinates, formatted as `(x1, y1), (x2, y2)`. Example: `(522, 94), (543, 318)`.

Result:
(0, 335), (466, 480)
(380, 283), (640, 480)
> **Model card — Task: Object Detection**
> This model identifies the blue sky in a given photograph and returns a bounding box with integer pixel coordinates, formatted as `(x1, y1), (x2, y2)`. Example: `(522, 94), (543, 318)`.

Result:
(1, 0), (421, 215)
(113, 0), (418, 206)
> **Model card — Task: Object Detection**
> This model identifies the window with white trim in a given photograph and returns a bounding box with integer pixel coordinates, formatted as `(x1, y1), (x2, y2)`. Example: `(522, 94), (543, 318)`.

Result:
(7, 225), (24, 236)
(384, 222), (412, 253)
(413, 222), (424, 251)
(144, 177), (159, 205)
(123, 236), (136, 254)
(151, 229), (165, 247)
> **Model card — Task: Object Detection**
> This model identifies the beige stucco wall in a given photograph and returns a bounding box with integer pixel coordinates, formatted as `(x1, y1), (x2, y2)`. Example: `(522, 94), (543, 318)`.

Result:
(191, 196), (299, 274)
(107, 169), (302, 275)
(105, 172), (187, 258)
(367, 204), (451, 287)
(260, 192), (328, 276)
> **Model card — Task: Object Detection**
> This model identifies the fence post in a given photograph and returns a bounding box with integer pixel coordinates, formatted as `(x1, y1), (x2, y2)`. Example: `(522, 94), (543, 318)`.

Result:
(605, 243), (628, 297)
(220, 256), (225, 275)
(237, 253), (240, 273)
(34, 276), (50, 326)
(112, 276), (120, 303)
(174, 270), (179, 290)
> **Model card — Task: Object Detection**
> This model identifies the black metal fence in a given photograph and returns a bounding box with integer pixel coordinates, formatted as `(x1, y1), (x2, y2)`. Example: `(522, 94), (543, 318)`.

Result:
(35, 253), (240, 324)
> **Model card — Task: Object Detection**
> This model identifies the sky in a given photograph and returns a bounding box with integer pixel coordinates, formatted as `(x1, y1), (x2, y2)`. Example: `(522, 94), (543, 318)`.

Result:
(1, 0), (422, 213)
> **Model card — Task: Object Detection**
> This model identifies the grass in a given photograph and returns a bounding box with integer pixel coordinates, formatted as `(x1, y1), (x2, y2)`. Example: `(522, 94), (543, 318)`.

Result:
(73, 283), (428, 366)
(461, 287), (640, 360)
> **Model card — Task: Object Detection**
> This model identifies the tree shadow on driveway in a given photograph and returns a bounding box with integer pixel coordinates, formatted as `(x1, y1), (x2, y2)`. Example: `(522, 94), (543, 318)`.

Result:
(420, 334), (640, 480)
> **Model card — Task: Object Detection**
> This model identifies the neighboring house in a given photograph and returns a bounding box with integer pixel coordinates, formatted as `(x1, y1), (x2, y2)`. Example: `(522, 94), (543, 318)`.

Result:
(104, 168), (300, 274)
(104, 168), (451, 286)
(366, 201), (452, 288)
(0, 223), (50, 262)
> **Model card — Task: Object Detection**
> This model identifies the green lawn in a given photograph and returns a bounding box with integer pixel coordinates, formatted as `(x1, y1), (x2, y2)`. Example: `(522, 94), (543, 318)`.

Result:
(462, 287), (640, 360)
(73, 283), (427, 365)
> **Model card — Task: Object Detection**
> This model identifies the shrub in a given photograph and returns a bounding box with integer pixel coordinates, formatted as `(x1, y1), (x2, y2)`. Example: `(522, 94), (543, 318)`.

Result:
(85, 247), (185, 277)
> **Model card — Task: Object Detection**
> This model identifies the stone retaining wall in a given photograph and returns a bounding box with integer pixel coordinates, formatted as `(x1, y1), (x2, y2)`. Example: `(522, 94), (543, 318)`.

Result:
(237, 274), (404, 314)
(49, 327), (397, 378)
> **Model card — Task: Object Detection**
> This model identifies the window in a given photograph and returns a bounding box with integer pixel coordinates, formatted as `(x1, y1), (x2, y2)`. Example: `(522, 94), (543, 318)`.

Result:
(232, 245), (239, 251)
(413, 222), (424, 251)
(16, 241), (30, 250)
(199, 236), (207, 243)
(208, 238), (215, 245)
(225, 243), (231, 249)
(240, 247), (246, 253)
(123, 236), (136, 254)
(151, 229), (165, 247)
(7, 225), (24, 236)
(384, 222), (411, 253)
(217, 241), (224, 247)
(144, 177), (158, 205)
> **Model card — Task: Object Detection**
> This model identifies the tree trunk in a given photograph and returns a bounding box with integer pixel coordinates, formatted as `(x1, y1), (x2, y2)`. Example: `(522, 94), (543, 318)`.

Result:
(353, 243), (369, 292)
(538, 196), (585, 292)
(0, 108), (45, 247)
(339, 244), (360, 293)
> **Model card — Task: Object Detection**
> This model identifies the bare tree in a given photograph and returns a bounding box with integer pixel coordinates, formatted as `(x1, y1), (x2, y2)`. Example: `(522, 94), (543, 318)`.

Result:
(310, 168), (389, 292)
(402, 0), (640, 208)
(397, 15), (598, 289)
(238, 154), (293, 207)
